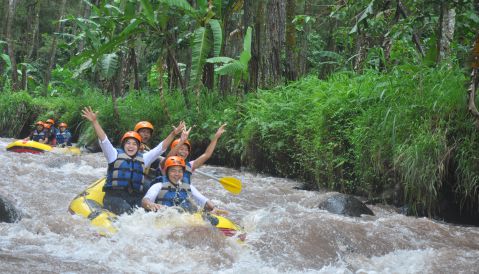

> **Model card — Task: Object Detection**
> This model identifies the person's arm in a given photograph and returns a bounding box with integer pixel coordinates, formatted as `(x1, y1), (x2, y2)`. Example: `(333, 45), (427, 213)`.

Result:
(81, 106), (107, 142)
(161, 121), (185, 151)
(141, 183), (164, 211)
(24, 132), (32, 141)
(190, 185), (228, 215)
(192, 124), (226, 170)
(143, 121), (185, 166)
(81, 106), (116, 162)
(40, 133), (49, 144)
(98, 136), (118, 163)
(166, 126), (191, 158)
(66, 131), (72, 146)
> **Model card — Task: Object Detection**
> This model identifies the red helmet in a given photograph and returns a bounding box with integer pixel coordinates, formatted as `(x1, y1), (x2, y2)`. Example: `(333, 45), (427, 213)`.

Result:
(170, 139), (191, 152)
(59, 122), (67, 128)
(120, 131), (142, 144)
(134, 121), (154, 132)
(46, 119), (55, 124)
(164, 156), (186, 170)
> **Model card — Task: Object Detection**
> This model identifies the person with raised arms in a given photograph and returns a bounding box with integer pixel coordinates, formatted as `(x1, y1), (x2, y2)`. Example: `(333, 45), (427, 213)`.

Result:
(81, 106), (184, 215)
(167, 123), (227, 184)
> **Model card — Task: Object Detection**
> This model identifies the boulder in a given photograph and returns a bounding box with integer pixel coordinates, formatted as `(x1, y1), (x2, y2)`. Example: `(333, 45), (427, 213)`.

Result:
(319, 193), (374, 217)
(0, 196), (22, 223)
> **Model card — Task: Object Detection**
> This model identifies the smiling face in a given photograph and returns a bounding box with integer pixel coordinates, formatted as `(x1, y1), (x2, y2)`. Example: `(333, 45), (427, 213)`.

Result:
(36, 124), (44, 131)
(59, 126), (66, 132)
(167, 166), (184, 183)
(138, 128), (152, 144)
(177, 144), (190, 159)
(123, 138), (139, 157)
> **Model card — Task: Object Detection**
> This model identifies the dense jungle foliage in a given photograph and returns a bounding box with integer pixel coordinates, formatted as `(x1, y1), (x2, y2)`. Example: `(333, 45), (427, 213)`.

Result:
(1, 0), (478, 223)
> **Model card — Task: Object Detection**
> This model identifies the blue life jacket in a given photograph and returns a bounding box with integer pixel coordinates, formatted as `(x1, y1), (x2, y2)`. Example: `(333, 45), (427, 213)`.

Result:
(182, 162), (193, 184)
(155, 176), (193, 210)
(56, 130), (72, 146)
(31, 130), (46, 142)
(105, 149), (145, 192)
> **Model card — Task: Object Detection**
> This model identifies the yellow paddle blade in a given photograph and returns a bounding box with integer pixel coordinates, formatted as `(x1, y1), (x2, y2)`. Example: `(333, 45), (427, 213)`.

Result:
(218, 177), (242, 194)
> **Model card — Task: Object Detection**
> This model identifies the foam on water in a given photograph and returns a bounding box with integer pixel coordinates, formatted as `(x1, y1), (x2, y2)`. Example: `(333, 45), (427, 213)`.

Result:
(0, 138), (478, 273)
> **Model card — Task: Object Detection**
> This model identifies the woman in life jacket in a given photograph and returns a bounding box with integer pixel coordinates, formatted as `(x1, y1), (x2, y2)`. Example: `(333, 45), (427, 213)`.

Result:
(81, 106), (185, 215)
(55, 122), (72, 147)
(24, 121), (48, 143)
(166, 123), (227, 186)
(142, 156), (223, 214)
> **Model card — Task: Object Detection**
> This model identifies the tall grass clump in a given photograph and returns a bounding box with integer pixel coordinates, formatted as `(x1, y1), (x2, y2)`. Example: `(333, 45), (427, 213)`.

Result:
(231, 64), (476, 216)
(0, 91), (37, 137)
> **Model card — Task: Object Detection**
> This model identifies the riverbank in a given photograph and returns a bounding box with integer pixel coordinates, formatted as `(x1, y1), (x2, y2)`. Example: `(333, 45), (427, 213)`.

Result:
(1, 64), (478, 224)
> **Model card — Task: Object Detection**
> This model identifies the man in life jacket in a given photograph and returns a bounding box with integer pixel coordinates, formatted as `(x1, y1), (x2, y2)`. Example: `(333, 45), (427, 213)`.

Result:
(142, 156), (220, 214)
(44, 118), (58, 146)
(134, 120), (163, 184)
(81, 106), (185, 215)
(24, 121), (48, 143)
(56, 122), (72, 147)
(167, 123), (227, 185)
(134, 121), (154, 152)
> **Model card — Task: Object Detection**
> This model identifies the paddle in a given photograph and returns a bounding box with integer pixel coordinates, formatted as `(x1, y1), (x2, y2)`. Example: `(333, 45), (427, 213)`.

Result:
(194, 169), (242, 194)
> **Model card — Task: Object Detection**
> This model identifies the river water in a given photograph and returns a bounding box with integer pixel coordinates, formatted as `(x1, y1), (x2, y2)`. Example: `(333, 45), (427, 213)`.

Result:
(0, 137), (478, 274)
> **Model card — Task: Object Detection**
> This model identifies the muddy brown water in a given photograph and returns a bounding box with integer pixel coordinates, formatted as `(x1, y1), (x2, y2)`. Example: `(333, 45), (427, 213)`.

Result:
(0, 138), (478, 273)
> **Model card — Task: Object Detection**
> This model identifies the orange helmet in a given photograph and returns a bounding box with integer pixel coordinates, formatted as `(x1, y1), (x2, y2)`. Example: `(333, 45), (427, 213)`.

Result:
(134, 121), (154, 132)
(46, 119), (55, 124)
(170, 139), (191, 152)
(59, 122), (67, 128)
(120, 131), (142, 144)
(35, 121), (44, 126)
(164, 156), (186, 170)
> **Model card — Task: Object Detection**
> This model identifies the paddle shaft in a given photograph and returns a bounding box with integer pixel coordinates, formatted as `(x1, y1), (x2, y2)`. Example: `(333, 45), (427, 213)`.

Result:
(195, 169), (221, 181)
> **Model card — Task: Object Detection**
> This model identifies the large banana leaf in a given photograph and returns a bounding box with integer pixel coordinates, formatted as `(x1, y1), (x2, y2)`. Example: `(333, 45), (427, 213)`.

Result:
(208, 19), (222, 57)
(189, 27), (211, 90)
(160, 0), (193, 12)
(100, 53), (119, 79)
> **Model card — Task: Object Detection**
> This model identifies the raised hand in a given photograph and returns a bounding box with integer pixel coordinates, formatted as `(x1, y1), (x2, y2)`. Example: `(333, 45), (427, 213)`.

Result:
(81, 106), (98, 122)
(215, 123), (227, 139)
(172, 121), (186, 135)
(180, 127), (192, 142)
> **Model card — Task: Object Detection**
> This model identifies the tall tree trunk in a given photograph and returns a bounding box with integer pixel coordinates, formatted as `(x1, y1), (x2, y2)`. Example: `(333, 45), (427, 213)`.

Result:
(285, 0), (298, 81)
(129, 47), (140, 90)
(44, 0), (67, 95)
(244, 0), (285, 91)
(1, 0), (9, 38)
(22, 0), (41, 90)
(436, 2), (456, 64)
(297, 0), (309, 76)
(6, 0), (19, 91)
(467, 33), (479, 128)
(78, 0), (91, 53)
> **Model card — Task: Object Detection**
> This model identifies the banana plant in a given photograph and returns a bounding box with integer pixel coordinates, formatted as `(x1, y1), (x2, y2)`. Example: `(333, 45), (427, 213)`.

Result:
(206, 26), (252, 91)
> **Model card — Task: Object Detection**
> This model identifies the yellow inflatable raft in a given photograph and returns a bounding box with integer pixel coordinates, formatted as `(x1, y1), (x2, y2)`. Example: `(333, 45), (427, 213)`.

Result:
(68, 178), (246, 240)
(6, 140), (80, 155)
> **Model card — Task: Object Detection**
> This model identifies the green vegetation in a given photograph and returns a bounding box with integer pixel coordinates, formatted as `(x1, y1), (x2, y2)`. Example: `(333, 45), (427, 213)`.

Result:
(2, 64), (477, 218)
(1, 0), (478, 221)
